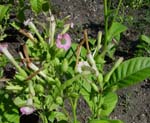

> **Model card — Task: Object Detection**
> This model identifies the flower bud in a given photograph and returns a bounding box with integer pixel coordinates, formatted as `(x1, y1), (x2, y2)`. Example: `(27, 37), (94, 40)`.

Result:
(104, 57), (123, 82)
(35, 84), (44, 94)
(91, 83), (99, 92)
(95, 55), (105, 64)
(61, 59), (68, 72)
(55, 48), (65, 58)
(97, 73), (103, 89)
(70, 92), (79, 98)
(97, 31), (102, 50)
(56, 97), (63, 105)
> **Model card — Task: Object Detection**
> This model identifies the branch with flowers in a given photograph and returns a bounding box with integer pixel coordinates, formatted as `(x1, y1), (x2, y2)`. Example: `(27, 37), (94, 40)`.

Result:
(0, 0), (150, 123)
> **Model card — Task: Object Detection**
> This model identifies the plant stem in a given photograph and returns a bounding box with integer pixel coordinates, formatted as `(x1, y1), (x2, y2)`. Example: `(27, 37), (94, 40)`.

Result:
(101, 0), (108, 59)
(70, 97), (78, 123)
(98, 0), (109, 71)
(49, 10), (56, 46)
(62, 71), (90, 90)
(2, 47), (27, 77)
(104, 57), (123, 83)
(97, 31), (102, 52)
(97, 95), (103, 118)
(84, 29), (90, 54)
(112, 0), (123, 22)
(62, 103), (72, 122)
(104, 0), (108, 50)
(27, 21), (45, 44)
(28, 80), (35, 97)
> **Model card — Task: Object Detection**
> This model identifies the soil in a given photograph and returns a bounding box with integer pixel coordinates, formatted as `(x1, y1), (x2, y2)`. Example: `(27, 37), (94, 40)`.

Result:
(0, 0), (150, 123)
(50, 0), (150, 123)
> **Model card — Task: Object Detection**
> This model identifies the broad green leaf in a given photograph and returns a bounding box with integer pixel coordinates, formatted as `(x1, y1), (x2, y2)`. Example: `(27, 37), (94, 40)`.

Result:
(107, 22), (127, 42)
(62, 73), (88, 90)
(13, 97), (26, 107)
(42, 1), (50, 11)
(114, 34), (120, 43)
(109, 57), (150, 89)
(89, 38), (96, 46)
(0, 5), (9, 22)
(89, 119), (109, 123)
(107, 43), (116, 59)
(30, 0), (43, 14)
(100, 92), (118, 117)
(89, 119), (123, 123)
(4, 112), (19, 123)
(48, 111), (67, 122)
(39, 113), (48, 123)
(80, 80), (93, 111)
(17, 8), (26, 22)
(140, 35), (150, 44)
(54, 112), (68, 121)
(108, 120), (124, 123)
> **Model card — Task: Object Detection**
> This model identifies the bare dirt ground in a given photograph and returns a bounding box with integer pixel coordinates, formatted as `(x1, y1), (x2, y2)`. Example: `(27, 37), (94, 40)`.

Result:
(51, 0), (150, 123)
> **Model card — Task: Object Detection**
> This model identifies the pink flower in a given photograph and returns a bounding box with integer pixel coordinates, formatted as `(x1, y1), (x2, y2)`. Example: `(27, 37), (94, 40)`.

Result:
(20, 106), (35, 115)
(0, 43), (14, 61)
(56, 33), (71, 51)
(0, 43), (27, 76)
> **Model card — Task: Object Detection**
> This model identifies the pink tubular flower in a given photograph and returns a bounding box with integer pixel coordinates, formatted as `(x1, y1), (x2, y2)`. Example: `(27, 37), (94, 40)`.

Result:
(56, 33), (71, 51)
(0, 43), (27, 77)
(0, 43), (15, 63)
(20, 106), (35, 115)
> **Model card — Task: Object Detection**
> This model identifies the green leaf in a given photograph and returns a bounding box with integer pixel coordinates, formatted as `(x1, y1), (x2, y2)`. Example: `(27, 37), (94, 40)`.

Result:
(61, 59), (69, 72)
(13, 97), (26, 107)
(4, 112), (19, 123)
(48, 111), (67, 122)
(42, 1), (50, 11)
(109, 57), (150, 89)
(18, 0), (25, 7)
(0, 5), (9, 22)
(107, 22), (127, 42)
(140, 35), (150, 44)
(100, 92), (118, 117)
(30, 0), (43, 14)
(17, 8), (26, 22)
(89, 119), (124, 123)
(57, 120), (68, 123)
(107, 43), (116, 59)
(89, 38), (96, 46)
(109, 120), (124, 123)
(80, 80), (93, 111)
(89, 119), (109, 123)
(6, 85), (23, 91)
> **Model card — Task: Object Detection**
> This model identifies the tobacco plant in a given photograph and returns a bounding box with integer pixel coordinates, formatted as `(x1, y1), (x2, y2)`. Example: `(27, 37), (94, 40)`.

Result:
(0, 0), (150, 123)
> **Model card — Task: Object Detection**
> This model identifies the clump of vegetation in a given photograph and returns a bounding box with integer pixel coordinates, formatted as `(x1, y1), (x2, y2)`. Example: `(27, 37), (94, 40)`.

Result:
(0, 0), (150, 123)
